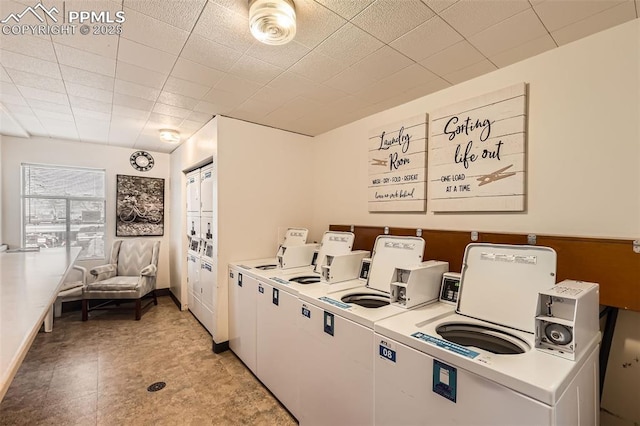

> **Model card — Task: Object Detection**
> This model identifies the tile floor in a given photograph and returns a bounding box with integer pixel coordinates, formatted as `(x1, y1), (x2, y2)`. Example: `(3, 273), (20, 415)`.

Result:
(0, 297), (297, 425)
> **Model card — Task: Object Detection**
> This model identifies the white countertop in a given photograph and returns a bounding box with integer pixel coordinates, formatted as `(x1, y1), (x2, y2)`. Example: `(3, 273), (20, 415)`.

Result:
(0, 247), (81, 401)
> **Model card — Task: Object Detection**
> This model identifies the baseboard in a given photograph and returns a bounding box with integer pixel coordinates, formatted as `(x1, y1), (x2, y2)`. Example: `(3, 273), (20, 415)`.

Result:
(167, 290), (181, 309)
(212, 340), (229, 354)
(155, 288), (171, 297)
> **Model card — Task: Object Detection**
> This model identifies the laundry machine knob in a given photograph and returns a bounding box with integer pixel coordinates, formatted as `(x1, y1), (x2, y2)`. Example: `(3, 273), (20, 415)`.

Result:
(544, 323), (573, 345)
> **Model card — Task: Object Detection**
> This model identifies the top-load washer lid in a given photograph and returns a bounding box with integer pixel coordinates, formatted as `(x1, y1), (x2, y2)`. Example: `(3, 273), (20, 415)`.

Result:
(457, 243), (557, 333)
(282, 228), (308, 246)
(289, 275), (321, 284)
(255, 264), (278, 270)
(366, 235), (425, 293)
(312, 231), (355, 274)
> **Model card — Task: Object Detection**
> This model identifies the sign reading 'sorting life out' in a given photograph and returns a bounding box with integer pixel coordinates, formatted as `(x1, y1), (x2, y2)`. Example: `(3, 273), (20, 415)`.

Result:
(428, 83), (527, 212)
(368, 115), (428, 212)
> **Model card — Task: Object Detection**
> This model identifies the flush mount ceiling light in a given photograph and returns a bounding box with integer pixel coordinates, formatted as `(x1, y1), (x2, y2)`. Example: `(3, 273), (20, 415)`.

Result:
(159, 129), (180, 144)
(249, 0), (296, 45)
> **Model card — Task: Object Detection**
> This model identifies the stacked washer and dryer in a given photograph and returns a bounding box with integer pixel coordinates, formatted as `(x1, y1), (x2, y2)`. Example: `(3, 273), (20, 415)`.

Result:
(373, 243), (601, 426)
(185, 165), (216, 334)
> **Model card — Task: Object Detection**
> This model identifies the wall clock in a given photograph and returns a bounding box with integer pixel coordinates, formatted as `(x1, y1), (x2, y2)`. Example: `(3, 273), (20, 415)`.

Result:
(130, 151), (154, 172)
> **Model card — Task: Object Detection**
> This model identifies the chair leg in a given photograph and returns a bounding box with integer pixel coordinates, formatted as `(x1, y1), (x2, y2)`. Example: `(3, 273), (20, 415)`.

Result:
(82, 299), (88, 321)
(153, 290), (158, 306)
(135, 299), (141, 320)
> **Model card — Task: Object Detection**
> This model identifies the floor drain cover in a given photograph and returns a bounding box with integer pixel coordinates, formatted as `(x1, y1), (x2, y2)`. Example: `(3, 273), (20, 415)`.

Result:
(147, 382), (166, 392)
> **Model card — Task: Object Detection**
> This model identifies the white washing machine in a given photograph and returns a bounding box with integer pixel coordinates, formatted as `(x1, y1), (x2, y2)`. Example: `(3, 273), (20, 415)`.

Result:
(373, 243), (601, 426)
(187, 252), (201, 321)
(185, 169), (200, 213)
(296, 235), (448, 425)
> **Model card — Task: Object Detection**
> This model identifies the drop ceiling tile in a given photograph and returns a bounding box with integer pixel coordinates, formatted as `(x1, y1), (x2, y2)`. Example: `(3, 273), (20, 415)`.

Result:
(314, 23), (383, 66)
(0, 50), (61, 79)
(390, 16), (463, 62)
(112, 104), (151, 120)
(72, 107), (111, 121)
(2, 94), (29, 106)
(533, 0), (627, 32)
(355, 81), (401, 104)
(61, 65), (115, 91)
(214, 74), (262, 97)
(325, 67), (377, 94)
(121, 7), (190, 55)
(490, 34), (556, 68)
(440, 0), (531, 37)
(302, 83), (348, 104)
(352, 0), (435, 43)
(0, 34), (57, 62)
(442, 59), (497, 84)
(420, 0), (459, 13)
(26, 98), (72, 115)
(185, 111), (212, 123)
(245, 40), (311, 68)
(0, 66), (11, 82)
(39, 120), (79, 140)
(293, 0), (347, 48)
(54, 43), (116, 77)
(192, 1), (254, 53)
(469, 9), (548, 57)
(125, 0), (206, 31)
(202, 88), (250, 107)
(17, 85), (68, 105)
(420, 40), (485, 75)
(113, 92), (154, 111)
(13, 114), (48, 136)
(267, 72), (316, 98)
(115, 62), (168, 90)
(171, 58), (225, 87)
(232, 98), (280, 118)
(250, 86), (297, 106)
(181, 35), (242, 72)
(193, 101), (222, 115)
(351, 46), (414, 82)
(228, 56), (283, 85)
(147, 112), (184, 127)
(69, 95), (111, 113)
(109, 118), (144, 144)
(65, 82), (113, 103)
(410, 76), (453, 97)
(181, 118), (208, 131)
(314, 0), (374, 20)
(157, 91), (199, 109)
(76, 118), (110, 143)
(33, 109), (74, 122)
(208, 0), (247, 16)
(152, 103), (191, 119)
(288, 51), (349, 83)
(2, 104), (34, 116)
(0, 81), (21, 96)
(551, 1), (637, 46)
(114, 79), (160, 102)
(7, 68), (67, 94)
(164, 76), (210, 99)
(52, 27), (118, 59)
(117, 38), (177, 74)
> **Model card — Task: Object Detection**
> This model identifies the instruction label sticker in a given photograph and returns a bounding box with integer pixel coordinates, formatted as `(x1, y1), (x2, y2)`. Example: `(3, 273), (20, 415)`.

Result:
(378, 339), (397, 363)
(479, 252), (537, 265)
(433, 359), (457, 403)
(319, 296), (352, 310)
(411, 332), (480, 359)
(301, 305), (311, 318)
(270, 277), (291, 286)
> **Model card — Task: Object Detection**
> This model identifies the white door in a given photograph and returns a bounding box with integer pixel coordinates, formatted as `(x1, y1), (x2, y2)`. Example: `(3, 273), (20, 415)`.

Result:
(200, 165), (214, 213)
(187, 254), (201, 319)
(297, 302), (374, 426)
(186, 170), (200, 213)
(199, 259), (216, 334)
(228, 269), (258, 374)
(256, 282), (300, 418)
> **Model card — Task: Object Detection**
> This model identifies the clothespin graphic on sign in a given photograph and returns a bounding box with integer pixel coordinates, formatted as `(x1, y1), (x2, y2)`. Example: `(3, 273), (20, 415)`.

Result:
(371, 158), (387, 167)
(477, 164), (516, 186)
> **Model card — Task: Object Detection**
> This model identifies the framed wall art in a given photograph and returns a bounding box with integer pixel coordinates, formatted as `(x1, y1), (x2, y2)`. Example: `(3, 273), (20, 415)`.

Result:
(116, 174), (165, 237)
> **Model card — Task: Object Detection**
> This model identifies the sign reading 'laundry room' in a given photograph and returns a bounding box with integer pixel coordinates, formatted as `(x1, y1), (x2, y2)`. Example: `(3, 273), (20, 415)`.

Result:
(428, 83), (527, 212)
(368, 115), (428, 212)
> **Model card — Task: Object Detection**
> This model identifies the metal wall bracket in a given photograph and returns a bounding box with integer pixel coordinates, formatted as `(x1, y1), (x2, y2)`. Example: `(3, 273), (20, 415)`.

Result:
(350, 225), (355, 232)
(416, 228), (422, 237)
(470, 231), (478, 241)
(633, 240), (640, 254)
(384, 226), (389, 235)
(528, 234), (537, 245)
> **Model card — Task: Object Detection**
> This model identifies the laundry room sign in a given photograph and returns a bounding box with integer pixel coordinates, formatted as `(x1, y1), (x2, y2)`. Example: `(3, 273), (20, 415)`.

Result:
(368, 114), (428, 212)
(428, 83), (527, 212)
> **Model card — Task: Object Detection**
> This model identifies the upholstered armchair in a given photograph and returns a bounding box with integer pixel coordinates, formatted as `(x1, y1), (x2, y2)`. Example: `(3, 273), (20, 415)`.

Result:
(82, 239), (160, 321)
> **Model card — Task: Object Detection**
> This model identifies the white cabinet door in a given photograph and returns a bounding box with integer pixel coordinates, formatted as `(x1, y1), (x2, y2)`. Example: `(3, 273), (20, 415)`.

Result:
(186, 170), (200, 213)
(228, 269), (258, 374)
(186, 213), (200, 238)
(187, 254), (201, 319)
(256, 283), (300, 418)
(200, 213), (213, 241)
(200, 166), (214, 213)
(199, 259), (216, 334)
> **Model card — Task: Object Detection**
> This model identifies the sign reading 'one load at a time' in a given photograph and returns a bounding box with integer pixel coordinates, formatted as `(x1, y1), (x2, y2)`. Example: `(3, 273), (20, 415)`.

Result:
(368, 115), (428, 212)
(428, 83), (527, 212)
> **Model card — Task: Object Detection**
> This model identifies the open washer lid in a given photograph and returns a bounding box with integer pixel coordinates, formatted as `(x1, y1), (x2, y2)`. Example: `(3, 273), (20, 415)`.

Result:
(366, 235), (425, 293)
(312, 231), (355, 273)
(457, 243), (557, 333)
(282, 228), (308, 246)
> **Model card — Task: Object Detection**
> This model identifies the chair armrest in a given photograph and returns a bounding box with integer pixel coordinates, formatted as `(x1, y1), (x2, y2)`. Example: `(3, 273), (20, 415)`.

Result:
(73, 265), (88, 284)
(140, 264), (157, 277)
(90, 264), (116, 280)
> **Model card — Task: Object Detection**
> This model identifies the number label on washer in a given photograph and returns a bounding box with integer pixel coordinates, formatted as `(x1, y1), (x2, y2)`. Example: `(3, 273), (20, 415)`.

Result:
(378, 341), (397, 363)
(301, 306), (311, 318)
(258, 284), (264, 294)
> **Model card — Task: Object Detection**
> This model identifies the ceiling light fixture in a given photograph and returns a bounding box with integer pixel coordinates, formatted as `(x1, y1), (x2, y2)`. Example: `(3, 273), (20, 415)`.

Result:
(159, 129), (180, 144)
(249, 0), (296, 46)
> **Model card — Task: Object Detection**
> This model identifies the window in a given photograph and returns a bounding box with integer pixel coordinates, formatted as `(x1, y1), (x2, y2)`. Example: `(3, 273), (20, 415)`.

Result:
(21, 164), (106, 260)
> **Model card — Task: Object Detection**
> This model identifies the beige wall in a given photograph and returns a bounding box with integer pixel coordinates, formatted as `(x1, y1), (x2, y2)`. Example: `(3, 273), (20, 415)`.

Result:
(310, 20), (640, 424)
(0, 136), (172, 288)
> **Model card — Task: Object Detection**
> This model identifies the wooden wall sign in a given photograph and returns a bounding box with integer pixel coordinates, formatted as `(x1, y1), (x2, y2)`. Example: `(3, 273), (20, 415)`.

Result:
(428, 83), (527, 212)
(368, 114), (428, 212)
